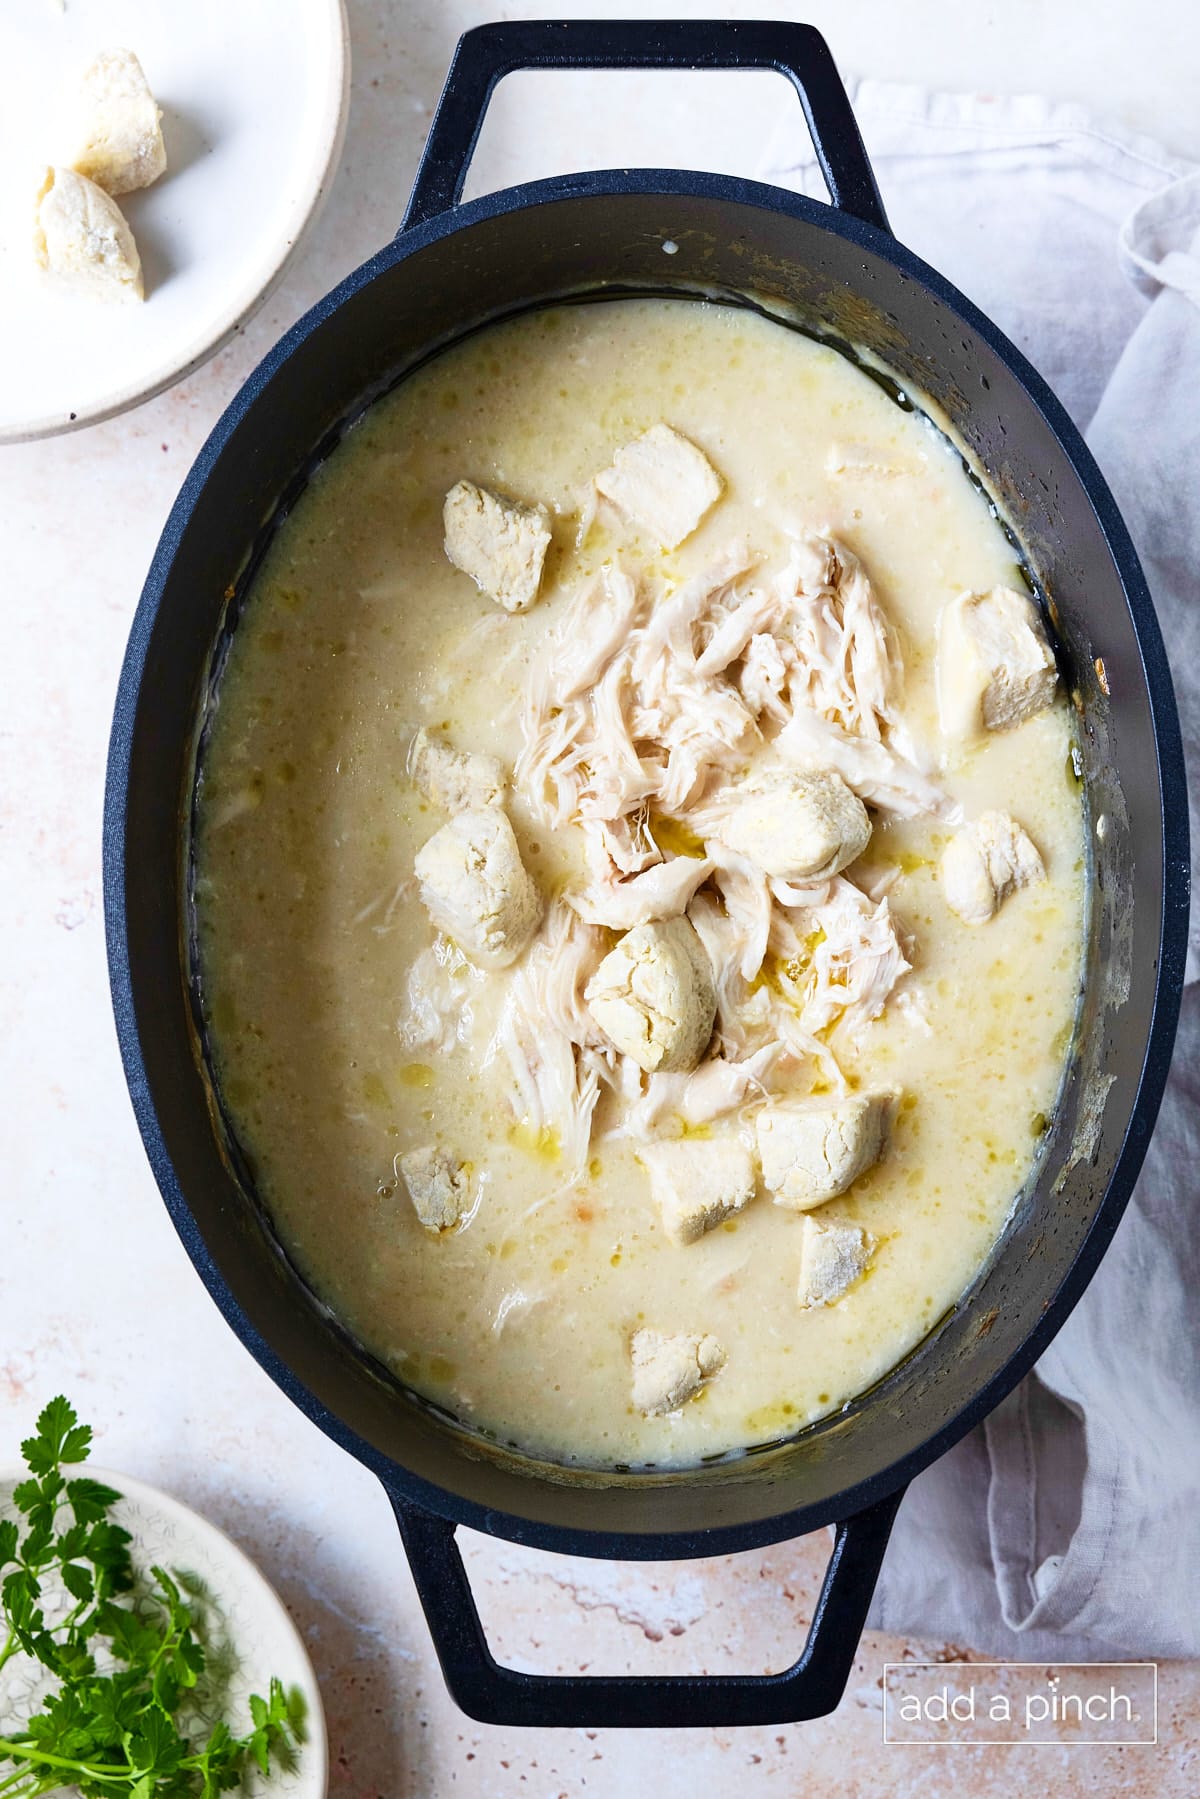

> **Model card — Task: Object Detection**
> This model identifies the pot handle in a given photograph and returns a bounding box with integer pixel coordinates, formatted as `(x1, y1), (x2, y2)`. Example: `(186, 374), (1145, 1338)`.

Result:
(401, 19), (889, 235)
(386, 1483), (905, 1728)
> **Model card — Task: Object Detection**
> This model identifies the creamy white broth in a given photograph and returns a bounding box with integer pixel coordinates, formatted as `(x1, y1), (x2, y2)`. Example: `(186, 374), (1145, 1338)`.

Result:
(193, 297), (1084, 1468)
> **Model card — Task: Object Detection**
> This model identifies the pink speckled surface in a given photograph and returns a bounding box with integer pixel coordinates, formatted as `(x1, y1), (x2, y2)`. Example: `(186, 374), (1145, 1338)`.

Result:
(2, 3), (1196, 1793)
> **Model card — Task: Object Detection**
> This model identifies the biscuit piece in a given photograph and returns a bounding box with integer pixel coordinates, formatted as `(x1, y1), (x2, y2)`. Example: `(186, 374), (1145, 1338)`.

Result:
(937, 585), (1057, 738)
(639, 1137), (757, 1245)
(757, 1093), (894, 1211)
(942, 811), (1046, 925)
(797, 1215), (874, 1307)
(400, 1145), (470, 1231)
(443, 480), (552, 613)
(585, 916), (716, 1073)
(415, 807), (542, 969)
(718, 769), (871, 881)
(408, 727), (505, 814)
(33, 166), (143, 301)
(630, 1328), (725, 1415)
(594, 423), (722, 550)
(70, 49), (167, 196)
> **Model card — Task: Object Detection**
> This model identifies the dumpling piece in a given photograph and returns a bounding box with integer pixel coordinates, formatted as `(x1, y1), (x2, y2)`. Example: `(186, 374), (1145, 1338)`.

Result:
(716, 769), (871, 881)
(593, 423), (722, 550)
(756, 1092), (894, 1211)
(630, 1328), (725, 1415)
(639, 1137), (757, 1245)
(408, 726), (504, 814)
(400, 1145), (470, 1231)
(70, 48), (167, 196)
(942, 810), (1045, 924)
(937, 585), (1057, 738)
(33, 166), (142, 301)
(797, 1215), (874, 1308)
(585, 916), (716, 1073)
(414, 807), (542, 969)
(443, 480), (552, 613)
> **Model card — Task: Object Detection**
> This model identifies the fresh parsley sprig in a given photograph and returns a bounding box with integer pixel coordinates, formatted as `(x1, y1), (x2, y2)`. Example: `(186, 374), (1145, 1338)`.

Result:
(0, 1398), (305, 1797)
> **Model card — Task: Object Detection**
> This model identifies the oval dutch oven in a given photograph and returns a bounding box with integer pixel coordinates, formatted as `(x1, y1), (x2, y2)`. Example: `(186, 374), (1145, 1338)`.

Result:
(103, 20), (1189, 1729)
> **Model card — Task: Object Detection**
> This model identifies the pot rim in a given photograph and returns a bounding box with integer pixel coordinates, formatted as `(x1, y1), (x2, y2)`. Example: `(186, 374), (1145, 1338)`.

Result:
(104, 166), (1190, 1560)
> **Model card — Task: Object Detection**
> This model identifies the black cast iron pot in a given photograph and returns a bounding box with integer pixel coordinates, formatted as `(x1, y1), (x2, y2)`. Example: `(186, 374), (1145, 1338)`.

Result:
(103, 20), (1189, 1728)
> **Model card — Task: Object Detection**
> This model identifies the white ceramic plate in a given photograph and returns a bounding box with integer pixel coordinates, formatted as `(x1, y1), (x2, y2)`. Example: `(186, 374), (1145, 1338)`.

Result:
(0, 0), (349, 442)
(0, 1466), (328, 1797)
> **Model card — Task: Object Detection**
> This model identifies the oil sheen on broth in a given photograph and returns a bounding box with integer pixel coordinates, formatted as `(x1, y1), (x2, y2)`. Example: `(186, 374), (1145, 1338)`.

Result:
(193, 298), (1084, 1469)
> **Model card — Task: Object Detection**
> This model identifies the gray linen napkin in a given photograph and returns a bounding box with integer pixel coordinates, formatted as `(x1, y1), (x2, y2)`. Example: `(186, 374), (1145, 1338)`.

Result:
(762, 86), (1200, 1656)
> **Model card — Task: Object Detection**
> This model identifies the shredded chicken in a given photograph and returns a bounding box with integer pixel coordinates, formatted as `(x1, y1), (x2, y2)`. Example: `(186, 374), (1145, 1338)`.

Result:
(518, 527), (931, 858)
(777, 706), (959, 822)
(594, 808), (661, 876)
(551, 566), (643, 702)
(772, 532), (900, 741)
(567, 854), (714, 930)
(739, 631), (792, 723)
(417, 513), (923, 1170)
(484, 902), (613, 1175)
(614, 1041), (793, 1141)
(704, 841), (773, 982)
(516, 546), (759, 836)
(694, 581), (783, 678)
(780, 877), (912, 1037)
(685, 891), (755, 1049)
(399, 937), (484, 1053)
(684, 889), (846, 1088)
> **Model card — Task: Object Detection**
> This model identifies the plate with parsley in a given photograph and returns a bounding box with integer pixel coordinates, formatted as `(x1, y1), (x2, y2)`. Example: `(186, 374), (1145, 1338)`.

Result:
(0, 1398), (326, 1798)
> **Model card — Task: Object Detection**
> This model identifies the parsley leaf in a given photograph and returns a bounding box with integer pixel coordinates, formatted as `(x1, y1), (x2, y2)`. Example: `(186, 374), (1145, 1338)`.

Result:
(0, 1397), (304, 1797)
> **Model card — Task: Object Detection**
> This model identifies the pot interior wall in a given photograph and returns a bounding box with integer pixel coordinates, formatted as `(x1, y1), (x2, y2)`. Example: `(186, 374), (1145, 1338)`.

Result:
(116, 182), (1168, 1546)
